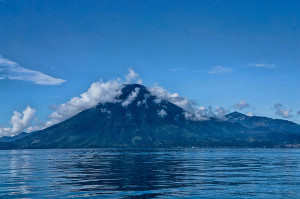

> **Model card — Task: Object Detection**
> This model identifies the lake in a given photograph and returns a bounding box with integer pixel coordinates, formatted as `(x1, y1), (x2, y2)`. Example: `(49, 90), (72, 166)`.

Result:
(0, 148), (299, 198)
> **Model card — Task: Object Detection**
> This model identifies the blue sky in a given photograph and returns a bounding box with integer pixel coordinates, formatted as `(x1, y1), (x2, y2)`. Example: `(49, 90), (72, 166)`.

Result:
(0, 0), (300, 132)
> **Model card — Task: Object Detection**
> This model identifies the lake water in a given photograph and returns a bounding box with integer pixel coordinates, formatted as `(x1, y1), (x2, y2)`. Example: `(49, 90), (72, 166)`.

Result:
(0, 148), (300, 198)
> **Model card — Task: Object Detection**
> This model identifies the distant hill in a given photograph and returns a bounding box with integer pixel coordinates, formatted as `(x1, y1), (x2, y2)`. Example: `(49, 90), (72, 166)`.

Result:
(1, 84), (300, 149)
(0, 132), (30, 142)
(226, 111), (300, 134)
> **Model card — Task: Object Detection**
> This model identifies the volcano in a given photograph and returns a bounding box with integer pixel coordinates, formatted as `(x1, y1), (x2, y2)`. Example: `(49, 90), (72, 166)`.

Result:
(1, 84), (300, 149)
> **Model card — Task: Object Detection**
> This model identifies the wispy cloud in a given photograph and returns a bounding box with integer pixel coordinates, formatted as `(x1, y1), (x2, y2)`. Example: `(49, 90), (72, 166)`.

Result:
(168, 68), (186, 72)
(208, 66), (232, 74)
(233, 100), (252, 110)
(274, 103), (293, 118)
(247, 63), (275, 69)
(214, 106), (230, 119)
(0, 55), (66, 85)
(149, 86), (197, 112)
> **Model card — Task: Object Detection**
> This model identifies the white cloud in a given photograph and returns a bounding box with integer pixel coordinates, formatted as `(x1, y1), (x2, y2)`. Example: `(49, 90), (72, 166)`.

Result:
(195, 106), (211, 117)
(27, 125), (41, 133)
(274, 103), (292, 118)
(183, 105), (230, 121)
(183, 111), (195, 121)
(121, 87), (140, 107)
(137, 79), (143, 84)
(153, 97), (162, 104)
(247, 63), (275, 69)
(0, 106), (36, 137)
(45, 68), (142, 128)
(214, 106), (229, 119)
(246, 112), (254, 117)
(148, 86), (231, 121)
(208, 66), (232, 74)
(187, 106), (228, 120)
(148, 86), (196, 112)
(47, 79), (123, 127)
(157, 109), (167, 117)
(184, 106), (211, 121)
(125, 67), (142, 84)
(100, 108), (111, 115)
(0, 55), (66, 85)
(234, 100), (250, 110)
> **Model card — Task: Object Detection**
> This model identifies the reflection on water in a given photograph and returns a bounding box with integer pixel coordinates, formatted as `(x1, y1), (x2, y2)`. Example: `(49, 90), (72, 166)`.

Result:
(0, 148), (300, 198)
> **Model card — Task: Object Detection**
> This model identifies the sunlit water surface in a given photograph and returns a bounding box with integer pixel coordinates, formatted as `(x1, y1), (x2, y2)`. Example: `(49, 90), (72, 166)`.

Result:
(0, 148), (300, 198)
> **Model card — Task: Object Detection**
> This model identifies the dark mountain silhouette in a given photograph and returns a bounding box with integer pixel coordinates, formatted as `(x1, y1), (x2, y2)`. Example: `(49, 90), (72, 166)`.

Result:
(1, 84), (300, 149)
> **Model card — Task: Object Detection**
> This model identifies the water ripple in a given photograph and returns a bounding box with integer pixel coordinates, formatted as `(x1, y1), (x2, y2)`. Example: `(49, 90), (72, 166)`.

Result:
(0, 148), (300, 198)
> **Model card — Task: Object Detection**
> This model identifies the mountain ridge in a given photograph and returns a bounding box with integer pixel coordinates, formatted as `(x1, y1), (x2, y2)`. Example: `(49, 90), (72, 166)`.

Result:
(1, 84), (300, 149)
(226, 111), (300, 134)
(0, 132), (30, 142)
